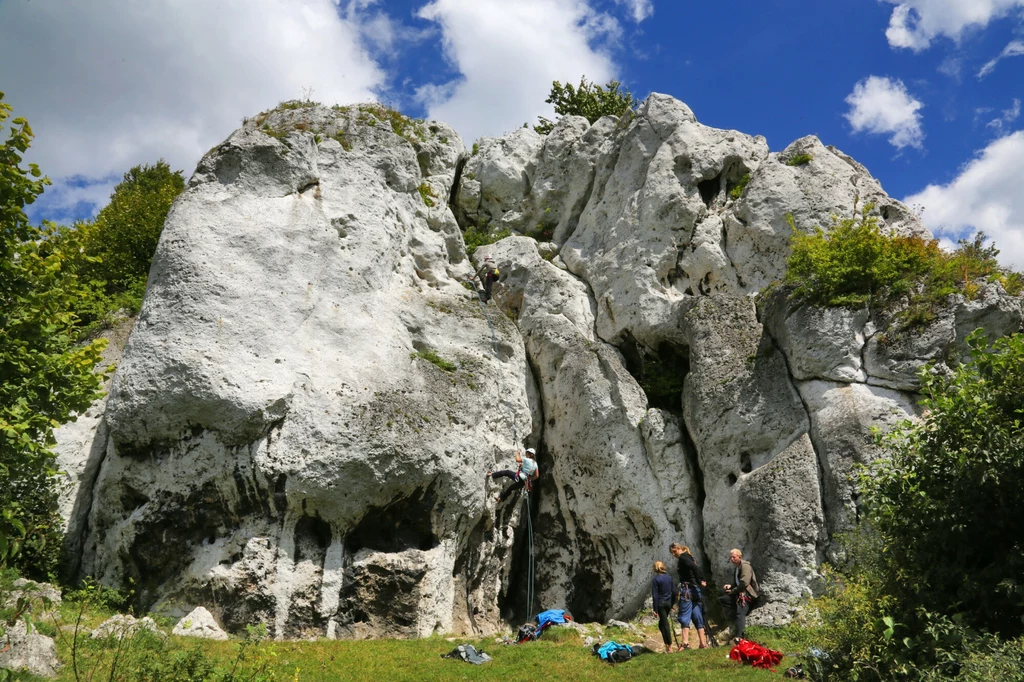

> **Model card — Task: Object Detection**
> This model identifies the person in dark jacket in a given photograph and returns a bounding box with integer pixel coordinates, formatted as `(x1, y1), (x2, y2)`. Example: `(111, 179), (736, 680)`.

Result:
(652, 560), (677, 653)
(718, 548), (759, 642)
(669, 543), (708, 649)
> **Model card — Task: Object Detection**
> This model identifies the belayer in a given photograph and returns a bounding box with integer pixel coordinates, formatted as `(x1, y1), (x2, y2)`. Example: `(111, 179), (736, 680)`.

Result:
(475, 256), (500, 302)
(669, 543), (709, 649)
(718, 548), (760, 643)
(487, 448), (539, 502)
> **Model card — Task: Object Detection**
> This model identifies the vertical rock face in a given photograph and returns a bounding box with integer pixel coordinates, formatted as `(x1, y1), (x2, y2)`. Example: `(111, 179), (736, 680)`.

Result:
(57, 94), (1023, 634)
(64, 104), (539, 638)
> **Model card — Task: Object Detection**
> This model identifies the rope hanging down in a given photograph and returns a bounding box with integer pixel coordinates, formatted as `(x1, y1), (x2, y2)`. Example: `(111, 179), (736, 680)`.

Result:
(471, 274), (536, 621)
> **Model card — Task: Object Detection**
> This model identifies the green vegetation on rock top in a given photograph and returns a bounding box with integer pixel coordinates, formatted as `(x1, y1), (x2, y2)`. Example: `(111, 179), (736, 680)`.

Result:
(784, 206), (1023, 328)
(534, 77), (638, 134)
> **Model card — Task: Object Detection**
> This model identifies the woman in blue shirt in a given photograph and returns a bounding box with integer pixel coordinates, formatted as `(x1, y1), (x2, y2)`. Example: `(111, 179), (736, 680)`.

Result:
(651, 560), (677, 653)
(487, 448), (539, 502)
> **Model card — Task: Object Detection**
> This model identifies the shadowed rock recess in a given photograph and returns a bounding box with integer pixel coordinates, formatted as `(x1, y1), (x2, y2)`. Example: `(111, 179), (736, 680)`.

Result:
(55, 95), (1023, 637)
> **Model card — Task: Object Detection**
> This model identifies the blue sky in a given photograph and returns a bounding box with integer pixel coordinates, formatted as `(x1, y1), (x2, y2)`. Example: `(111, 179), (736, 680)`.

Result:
(1, 0), (1022, 265)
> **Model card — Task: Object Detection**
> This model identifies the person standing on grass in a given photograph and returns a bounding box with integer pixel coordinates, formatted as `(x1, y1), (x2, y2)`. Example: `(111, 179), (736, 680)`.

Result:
(669, 543), (709, 649)
(652, 560), (677, 654)
(718, 548), (759, 642)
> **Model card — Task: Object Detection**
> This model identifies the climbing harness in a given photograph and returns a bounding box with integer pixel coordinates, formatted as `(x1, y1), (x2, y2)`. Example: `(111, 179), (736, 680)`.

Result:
(468, 267), (537, 621)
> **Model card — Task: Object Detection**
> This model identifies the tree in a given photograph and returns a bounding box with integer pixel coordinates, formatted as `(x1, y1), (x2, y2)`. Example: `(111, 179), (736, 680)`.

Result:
(805, 330), (1024, 679)
(534, 77), (638, 134)
(865, 329), (1024, 636)
(0, 91), (107, 575)
(73, 160), (184, 316)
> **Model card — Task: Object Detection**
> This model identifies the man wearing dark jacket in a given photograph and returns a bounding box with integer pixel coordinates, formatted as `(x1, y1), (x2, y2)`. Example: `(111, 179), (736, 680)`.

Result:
(669, 543), (708, 649)
(718, 548), (759, 642)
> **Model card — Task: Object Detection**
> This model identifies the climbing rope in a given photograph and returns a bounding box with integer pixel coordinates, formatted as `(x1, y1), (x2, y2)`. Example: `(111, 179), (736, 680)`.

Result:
(523, 488), (536, 620)
(469, 271), (537, 622)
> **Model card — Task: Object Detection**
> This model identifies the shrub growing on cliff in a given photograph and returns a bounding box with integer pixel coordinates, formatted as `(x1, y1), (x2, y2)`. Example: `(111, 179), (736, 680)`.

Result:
(534, 77), (638, 134)
(785, 207), (1022, 317)
(803, 331), (1024, 680)
(0, 92), (108, 576)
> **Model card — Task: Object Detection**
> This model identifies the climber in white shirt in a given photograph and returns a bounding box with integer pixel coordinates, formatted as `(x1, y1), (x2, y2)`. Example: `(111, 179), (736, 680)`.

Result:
(487, 448), (540, 502)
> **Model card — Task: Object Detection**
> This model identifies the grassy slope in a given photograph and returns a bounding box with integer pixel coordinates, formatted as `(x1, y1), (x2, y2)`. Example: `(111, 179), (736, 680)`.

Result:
(37, 606), (805, 682)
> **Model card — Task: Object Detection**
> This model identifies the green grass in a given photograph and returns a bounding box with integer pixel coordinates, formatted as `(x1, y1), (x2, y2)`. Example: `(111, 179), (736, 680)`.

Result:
(418, 183), (438, 207)
(5, 581), (801, 682)
(43, 633), (794, 682)
(410, 348), (457, 372)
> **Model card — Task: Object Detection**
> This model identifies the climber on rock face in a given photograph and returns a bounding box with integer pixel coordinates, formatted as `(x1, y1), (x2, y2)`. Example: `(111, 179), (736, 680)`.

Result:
(475, 256), (500, 302)
(487, 448), (539, 502)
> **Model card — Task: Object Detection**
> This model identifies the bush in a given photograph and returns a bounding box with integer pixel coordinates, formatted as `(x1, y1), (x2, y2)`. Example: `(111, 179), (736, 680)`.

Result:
(802, 332), (1024, 680)
(786, 153), (813, 166)
(534, 77), (638, 134)
(729, 173), (751, 200)
(463, 222), (511, 257)
(785, 207), (1021, 326)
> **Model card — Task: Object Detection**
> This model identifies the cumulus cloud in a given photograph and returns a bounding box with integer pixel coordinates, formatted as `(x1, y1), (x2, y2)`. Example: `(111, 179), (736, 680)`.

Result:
(978, 40), (1024, 78)
(0, 0), (385, 219)
(904, 131), (1024, 269)
(882, 0), (1024, 51)
(614, 0), (654, 23)
(416, 0), (621, 143)
(844, 76), (925, 150)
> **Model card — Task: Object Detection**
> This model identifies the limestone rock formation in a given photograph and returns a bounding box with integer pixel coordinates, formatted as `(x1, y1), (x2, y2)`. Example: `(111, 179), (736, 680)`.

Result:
(91, 614), (162, 640)
(0, 621), (60, 678)
(172, 607), (230, 640)
(56, 94), (1023, 636)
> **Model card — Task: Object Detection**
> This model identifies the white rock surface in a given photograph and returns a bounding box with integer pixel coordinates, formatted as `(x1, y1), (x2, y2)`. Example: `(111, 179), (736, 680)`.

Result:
(91, 614), (161, 640)
(0, 621), (59, 678)
(488, 237), (703, 620)
(172, 606), (229, 640)
(54, 94), (1023, 633)
(70, 104), (535, 639)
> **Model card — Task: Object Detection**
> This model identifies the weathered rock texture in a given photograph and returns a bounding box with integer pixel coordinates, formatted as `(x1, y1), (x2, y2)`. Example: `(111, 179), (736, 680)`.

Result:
(57, 95), (1023, 636)
(172, 607), (229, 640)
(0, 621), (60, 678)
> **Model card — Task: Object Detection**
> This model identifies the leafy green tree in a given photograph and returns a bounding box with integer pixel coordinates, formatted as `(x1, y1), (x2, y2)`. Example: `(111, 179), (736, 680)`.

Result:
(805, 330), (1024, 679)
(0, 92), (107, 576)
(534, 77), (638, 134)
(71, 160), (184, 328)
(866, 329), (1024, 637)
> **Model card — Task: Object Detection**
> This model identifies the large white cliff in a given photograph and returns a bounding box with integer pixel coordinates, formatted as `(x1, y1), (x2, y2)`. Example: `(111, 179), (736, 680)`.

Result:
(55, 95), (1023, 637)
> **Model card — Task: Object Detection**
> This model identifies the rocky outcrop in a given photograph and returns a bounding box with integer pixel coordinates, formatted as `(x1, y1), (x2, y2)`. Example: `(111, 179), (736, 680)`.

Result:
(91, 614), (162, 640)
(172, 607), (229, 640)
(0, 621), (59, 678)
(56, 94), (1023, 636)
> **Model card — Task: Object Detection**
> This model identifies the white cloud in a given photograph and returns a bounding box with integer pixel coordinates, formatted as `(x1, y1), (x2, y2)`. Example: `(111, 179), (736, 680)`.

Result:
(987, 98), (1021, 134)
(844, 76), (925, 150)
(614, 0), (654, 23)
(0, 0), (385, 217)
(904, 131), (1024, 269)
(416, 0), (621, 143)
(882, 0), (1024, 51)
(978, 40), (1024, 78)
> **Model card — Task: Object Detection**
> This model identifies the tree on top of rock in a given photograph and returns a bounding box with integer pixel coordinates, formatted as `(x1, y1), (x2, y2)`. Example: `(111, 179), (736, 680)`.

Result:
(534, 77), (638, 134)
